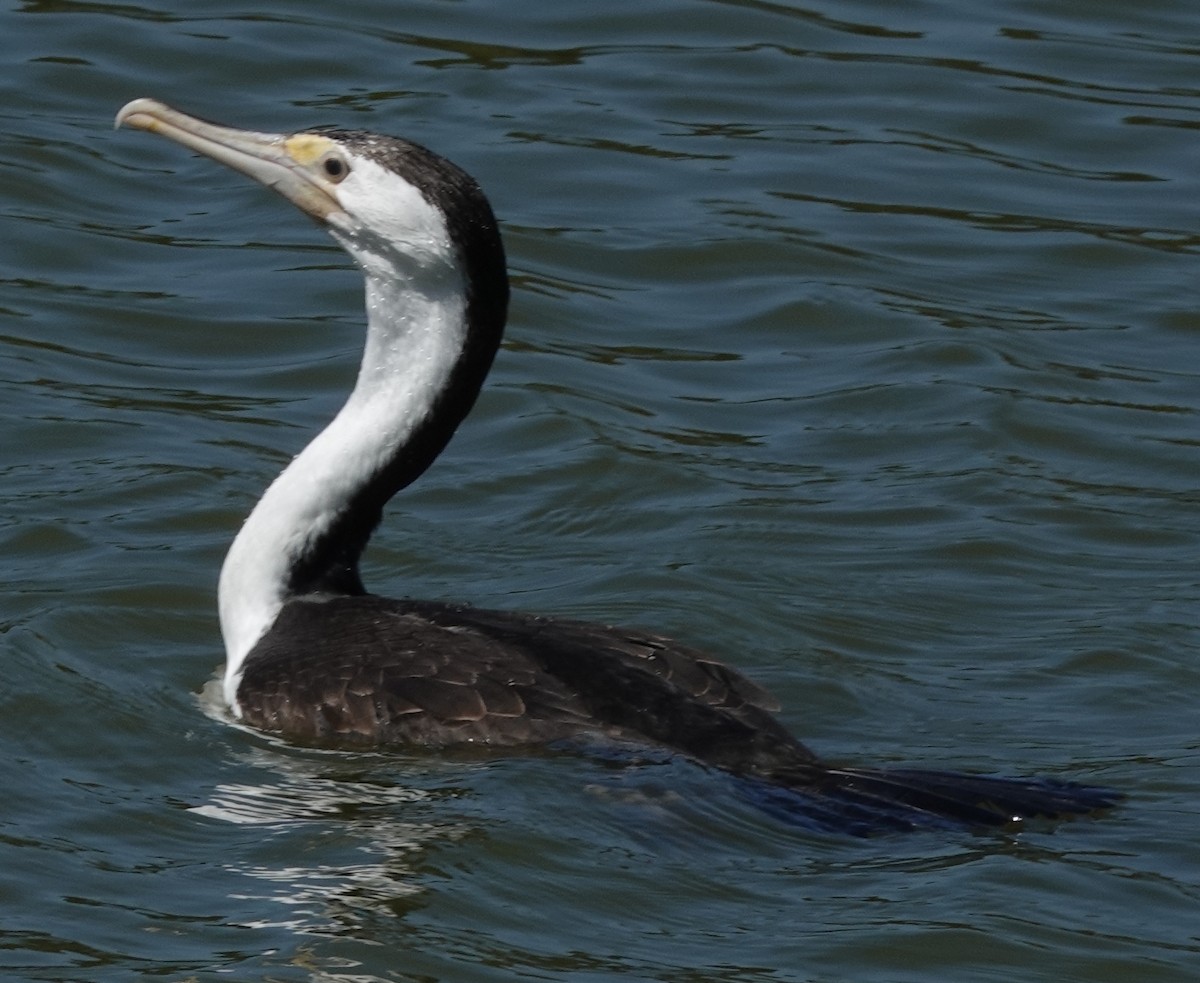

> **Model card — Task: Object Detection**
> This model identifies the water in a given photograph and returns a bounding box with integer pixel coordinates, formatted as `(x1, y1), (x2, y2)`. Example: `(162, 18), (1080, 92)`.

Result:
(2, 0), (1198, 979)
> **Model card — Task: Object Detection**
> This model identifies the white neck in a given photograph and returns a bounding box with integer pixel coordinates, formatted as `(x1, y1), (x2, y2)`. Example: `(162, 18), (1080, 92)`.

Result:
(218, 254), (467, 709)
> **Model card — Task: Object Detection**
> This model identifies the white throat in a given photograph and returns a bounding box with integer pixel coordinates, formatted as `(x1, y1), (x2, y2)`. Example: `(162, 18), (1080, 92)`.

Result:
(218, 186), (467, 710)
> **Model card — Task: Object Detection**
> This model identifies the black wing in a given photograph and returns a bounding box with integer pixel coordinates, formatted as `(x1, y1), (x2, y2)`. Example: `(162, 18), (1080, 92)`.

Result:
(237, 594), (817, 770)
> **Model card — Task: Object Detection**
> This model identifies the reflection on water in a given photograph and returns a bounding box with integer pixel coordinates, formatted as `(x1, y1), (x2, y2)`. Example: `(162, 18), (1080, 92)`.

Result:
(195, 750), (445, 935)
(194, 680), (468, 935)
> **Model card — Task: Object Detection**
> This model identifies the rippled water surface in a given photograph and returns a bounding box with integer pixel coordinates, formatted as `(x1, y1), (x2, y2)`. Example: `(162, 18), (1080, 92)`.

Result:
(3, 1), (1199, 980)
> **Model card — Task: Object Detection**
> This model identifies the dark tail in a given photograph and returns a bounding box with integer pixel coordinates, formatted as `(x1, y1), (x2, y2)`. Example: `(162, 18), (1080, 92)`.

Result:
(740, 764), (1121, 836)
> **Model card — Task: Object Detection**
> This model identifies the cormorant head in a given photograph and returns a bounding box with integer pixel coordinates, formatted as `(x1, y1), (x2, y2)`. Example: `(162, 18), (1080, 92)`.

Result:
(115, 98), (506, 303)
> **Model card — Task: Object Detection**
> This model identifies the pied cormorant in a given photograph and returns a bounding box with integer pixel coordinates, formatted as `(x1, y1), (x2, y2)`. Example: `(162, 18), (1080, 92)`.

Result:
(115, 99), (1117, 834)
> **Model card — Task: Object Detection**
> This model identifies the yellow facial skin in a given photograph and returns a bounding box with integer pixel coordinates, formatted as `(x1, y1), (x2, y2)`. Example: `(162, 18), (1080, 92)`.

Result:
(283, 133), (337, 165)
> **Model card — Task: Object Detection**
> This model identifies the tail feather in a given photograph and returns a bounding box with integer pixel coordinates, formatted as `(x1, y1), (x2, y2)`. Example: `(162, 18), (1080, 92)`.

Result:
(742, 764), (1120, 836)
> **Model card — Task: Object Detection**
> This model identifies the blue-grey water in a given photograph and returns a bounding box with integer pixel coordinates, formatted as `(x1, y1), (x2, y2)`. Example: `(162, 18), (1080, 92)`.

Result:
(3, 1), (1198, 980)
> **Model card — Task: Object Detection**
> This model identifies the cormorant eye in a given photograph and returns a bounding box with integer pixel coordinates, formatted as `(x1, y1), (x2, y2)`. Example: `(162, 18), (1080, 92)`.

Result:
(322, 154), (349, 181)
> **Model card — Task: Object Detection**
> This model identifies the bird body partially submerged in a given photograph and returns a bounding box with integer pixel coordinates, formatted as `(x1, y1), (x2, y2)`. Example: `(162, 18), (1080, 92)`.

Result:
(117, 99), (1118, 833)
